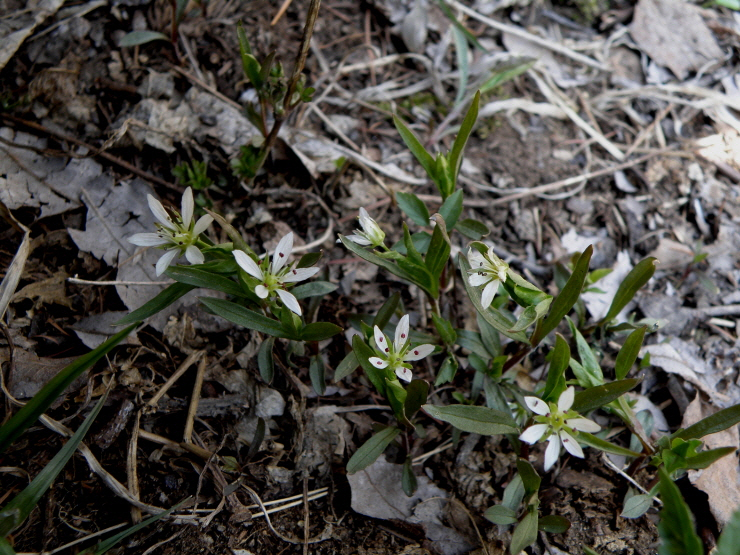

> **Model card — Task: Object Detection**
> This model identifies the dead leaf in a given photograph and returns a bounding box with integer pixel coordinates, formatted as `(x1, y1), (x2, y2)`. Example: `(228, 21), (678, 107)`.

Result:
(7, 350), (82, 400)
(630, 0), (723, 79)
(682, 396), (740, 527)
(0, 206), (30, 320)
(0, 0), (66, 72)
(12, 270), (72, 308)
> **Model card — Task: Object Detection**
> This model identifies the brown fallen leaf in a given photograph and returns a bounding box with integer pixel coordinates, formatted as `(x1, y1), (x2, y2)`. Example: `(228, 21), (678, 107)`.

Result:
(12, 270), (72, 308)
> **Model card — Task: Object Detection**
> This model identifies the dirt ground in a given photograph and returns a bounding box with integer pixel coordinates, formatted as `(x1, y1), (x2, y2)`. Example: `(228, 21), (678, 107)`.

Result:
(2, 0), (740, 553)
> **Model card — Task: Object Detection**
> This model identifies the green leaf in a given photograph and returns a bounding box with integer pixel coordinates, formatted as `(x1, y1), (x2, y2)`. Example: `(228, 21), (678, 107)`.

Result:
(621, 493), (653, 519)
(432, 314), (457, 345)
(502, 474), (525, 511)
(118, 31), (169, 47)
(165, 266), (246, 298)
(603, 257), (658, 323)
(291, 281), (337, 300)
(454, 218), (489, 240)
(516, 458), (541, 497)
(484, 505), (518, 525)
(422, 404), (518, 435)
(385, 377), (408, 419)
(402, 223), (426, 267)
(346, 427), (401, 474)
(615, 326), (647, 380)
(404, 379), (429, 418)
(115, 282), (195, 326)
(301, 322), (343, 342)
(674, 404), (740, 440)
(577, 433), (642, 458)
(439, 189), (464, 228)
(531, 245), (593, 346)
(257, 337), (275, 383)
(479, 58), (536, 94)
(459, 256), (529, 343)
(339, 235), (437, 298)
(568, 317), (604, 388)
(449, 91), (480, 183)
(0, 325), (135, 453)
(452, 25), (469, 106)
(657, 468), (703, 555)
(477, 314), (501, 357)
(352, 335), (387, 397)
(397, 192), (431, 227)
(435, 355), (458, 386)
(510, 510), (538, 555)
(393, 115), (436, 180)
(237, 22), (263, 89)
(538, 514), (571, 534)
(509, 305), (538, 333)
(86, 501), (185, 554)
(309, 355), (326, 395)
(584, 548), (600, 555)
(542, 334), (569, 403)
(402, 457), (418, 497)
(199, 297), (291, 338)
(0, 538), (14, 555)
(374, 293), (401, 329)
(0, 392), (107, 536)
(335, 350), (360, 381)
(716, 507), (740, 555)
(571, 379), (640, 413)
(296, 251), (323, 269)
(685, 447), (735, 470)
(425, 218), (452, 280)
(205, 209), (252, 254)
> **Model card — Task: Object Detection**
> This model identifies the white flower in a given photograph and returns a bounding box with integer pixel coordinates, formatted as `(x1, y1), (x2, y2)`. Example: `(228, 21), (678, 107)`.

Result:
(368, 314), (435, 382)
(128, 187), (213, 276)
(233, 233), (319, 316)
(344, 207), (386, 248)
(518, 386), (601, 472)
(467, 246), (509, 309)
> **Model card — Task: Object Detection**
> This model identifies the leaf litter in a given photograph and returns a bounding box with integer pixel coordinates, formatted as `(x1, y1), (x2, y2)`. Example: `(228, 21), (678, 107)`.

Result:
(3, 0), (740, 553)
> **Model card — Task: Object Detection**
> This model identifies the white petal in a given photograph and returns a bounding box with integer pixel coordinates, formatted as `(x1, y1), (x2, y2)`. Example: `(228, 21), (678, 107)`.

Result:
(395, 314), (410, 351)
(358, 207), (372, 230)
(192, 214), (213, 236)
(403, 344), (435, 361)
(559, 430), (584, 459)
(185, 245), (204, 264)
(567, 418), (601, 433)
(544, 435), (561, 472)
(155, 249), (179, 276)
(467, 248), (485, 266)
(255, 284), (270, 298)
(148, 195), (175, 230)
(374, 325), (389, 353)
(271, 233), (293, 274)
(395, 366), (413, 382)
(369, 357), (389, 369)
(281, 266), (320, 283)
(519, 424), (549, 445)
(276, 289), (302, 315)
(524, 396), (550, 416)
(346, 234), (372, 246)
(558, 386), (575, 412)
(128, 233), (170, 247)
(468, 272), (491, 286)
(181, 187), (194, 228)
(234, 250), (264, 280)
(480, 280), (498, 309)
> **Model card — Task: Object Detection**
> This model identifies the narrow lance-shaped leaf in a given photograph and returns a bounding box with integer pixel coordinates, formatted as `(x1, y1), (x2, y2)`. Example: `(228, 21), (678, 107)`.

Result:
(542, 333), (569, 402)
(165, 266), (246, 298)
(531, 245), (592, 346)
(257, 337), (275, 383)
(373, 293), (401, 329)
(516, 458), (541, 497)
(674, 404), (740, 440)
(615, 326), (647, 380)
(715, 506), (740, 555)
(684, 447), (736, 470)
(334, 350), (360, 381)
(657, 467), (703, 555)
(291, 281), (337, 300)
(0, 325), (136, 453)
(568, 317), (604, 388)
(422, 404), (518, 435)
(309, 355), (326, 395)
(237, 22), (263, 89)
(484, 505), (518, 525)
(577, 432), (642, 458)
(621, 493), (653, 519)
(352, 335), (387, 397)
(425, 215), (451, 280)
(115, 283), (195, 326)
(510, 510), (538, 555)
(199, 297), (292, 339)
(118, 31), (169, 47)
(571, 379), (640, 414)
(449, 91), (480, 181)
(0, 392), (108, 536)
(538, 515), (570, 534)
(393, 115), (436, 180)
(439, 189), (463, 228)
(301, 322), (343, 342)
(404, 379), (429, 419)
(402, 457), (418, 497)
(346, 427), (401, 474)
(454, 218), (489, 240)
(602, 257), (658, 323)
